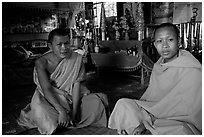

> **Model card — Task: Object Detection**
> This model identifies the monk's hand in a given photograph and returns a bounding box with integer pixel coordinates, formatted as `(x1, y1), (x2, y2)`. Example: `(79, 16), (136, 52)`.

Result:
(63, 92), (72, 103)
(133, 123), (145, 135)
(58, 110), (70, 128)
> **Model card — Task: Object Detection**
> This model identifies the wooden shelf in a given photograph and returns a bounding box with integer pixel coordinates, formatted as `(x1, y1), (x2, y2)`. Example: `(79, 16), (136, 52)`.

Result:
(3, 33), (49, 42)
(99, 40), (142, 52)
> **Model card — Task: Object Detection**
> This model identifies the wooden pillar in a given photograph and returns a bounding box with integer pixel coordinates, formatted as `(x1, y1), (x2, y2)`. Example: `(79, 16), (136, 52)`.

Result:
(141, 66), (144, 85)
(117, 2), (124, 20)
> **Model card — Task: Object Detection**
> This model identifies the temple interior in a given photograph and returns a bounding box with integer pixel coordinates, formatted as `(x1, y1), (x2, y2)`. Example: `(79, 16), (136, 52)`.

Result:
(2, 2), (202, 135)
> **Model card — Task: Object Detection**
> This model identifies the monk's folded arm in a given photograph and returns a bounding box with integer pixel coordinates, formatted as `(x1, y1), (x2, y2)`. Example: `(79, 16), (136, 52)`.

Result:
(35, 59), (66, 114)
(72, 82), (80, 124)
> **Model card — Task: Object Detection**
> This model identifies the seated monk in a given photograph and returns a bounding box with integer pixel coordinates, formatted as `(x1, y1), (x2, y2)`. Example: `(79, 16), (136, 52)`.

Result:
(17, 28), (109, 134)
(108, 23), (202, 135)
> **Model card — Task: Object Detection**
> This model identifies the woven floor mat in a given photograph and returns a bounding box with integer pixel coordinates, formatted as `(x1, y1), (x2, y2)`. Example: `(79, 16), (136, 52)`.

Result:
(18, 126), (118, 135)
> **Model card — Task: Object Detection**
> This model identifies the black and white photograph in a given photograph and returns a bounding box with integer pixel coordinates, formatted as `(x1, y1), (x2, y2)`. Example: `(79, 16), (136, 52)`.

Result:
(1, 1), (202, 135)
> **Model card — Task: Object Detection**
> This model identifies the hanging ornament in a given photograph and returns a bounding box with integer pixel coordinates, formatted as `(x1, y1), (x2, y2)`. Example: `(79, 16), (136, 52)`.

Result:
(100, 2), (106, 41)
(136, 2), (144, 40)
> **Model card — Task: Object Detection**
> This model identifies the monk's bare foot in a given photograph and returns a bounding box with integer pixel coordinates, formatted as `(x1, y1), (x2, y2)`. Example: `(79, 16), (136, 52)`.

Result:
(132, 123), (145, 135)
(67, 126), (77, 129)
(119, 129), (128, 135)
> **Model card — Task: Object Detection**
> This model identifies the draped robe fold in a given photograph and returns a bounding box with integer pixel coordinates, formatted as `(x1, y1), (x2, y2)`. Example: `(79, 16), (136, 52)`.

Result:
(18, 52), (108, 134)
(108, 50), (202, 135)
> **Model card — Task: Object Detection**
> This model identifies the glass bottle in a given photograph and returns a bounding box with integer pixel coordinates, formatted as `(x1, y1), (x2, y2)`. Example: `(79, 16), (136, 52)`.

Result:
(95, 43), (99, 53)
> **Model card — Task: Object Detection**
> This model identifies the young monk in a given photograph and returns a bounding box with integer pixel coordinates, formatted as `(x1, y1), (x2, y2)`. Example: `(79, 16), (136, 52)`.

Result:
(17, 28), (108, 134)
(108, 23), (202, 135)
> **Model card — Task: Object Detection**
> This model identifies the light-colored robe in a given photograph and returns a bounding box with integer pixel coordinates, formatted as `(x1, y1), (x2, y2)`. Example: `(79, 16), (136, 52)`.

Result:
(108, 49), (202, 135)
(17, 52), (108, 134)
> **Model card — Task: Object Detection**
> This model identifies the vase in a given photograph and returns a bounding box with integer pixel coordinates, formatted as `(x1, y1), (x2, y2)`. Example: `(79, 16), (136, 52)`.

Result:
(125, 32), (129, 40)
(115, 30), (120, 40)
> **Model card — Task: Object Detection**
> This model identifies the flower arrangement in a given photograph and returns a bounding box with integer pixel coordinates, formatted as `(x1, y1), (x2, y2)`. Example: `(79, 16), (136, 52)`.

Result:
(112, 19), (121, 40)
(112, 19), (120, 31)
(120, 16), (130, 33)
(112, 16), (131, 32)
(111, 8), (135, 40)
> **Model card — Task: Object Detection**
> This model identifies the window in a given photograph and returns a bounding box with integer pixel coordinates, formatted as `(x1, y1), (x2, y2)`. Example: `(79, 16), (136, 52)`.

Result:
(93, 2), (117, 28)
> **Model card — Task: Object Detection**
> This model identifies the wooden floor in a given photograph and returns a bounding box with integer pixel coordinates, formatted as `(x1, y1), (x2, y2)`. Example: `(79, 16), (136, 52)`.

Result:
(2, 70), (148, 135)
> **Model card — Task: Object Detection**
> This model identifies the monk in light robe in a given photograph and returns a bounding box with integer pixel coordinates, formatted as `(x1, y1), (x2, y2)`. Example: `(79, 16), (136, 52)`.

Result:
(17, 28), (108, 134)
(108, 23), (202, 135)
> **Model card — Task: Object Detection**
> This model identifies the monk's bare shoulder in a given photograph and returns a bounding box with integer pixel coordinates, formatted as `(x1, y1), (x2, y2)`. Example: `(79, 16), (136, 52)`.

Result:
(35, 52), (51, 70)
